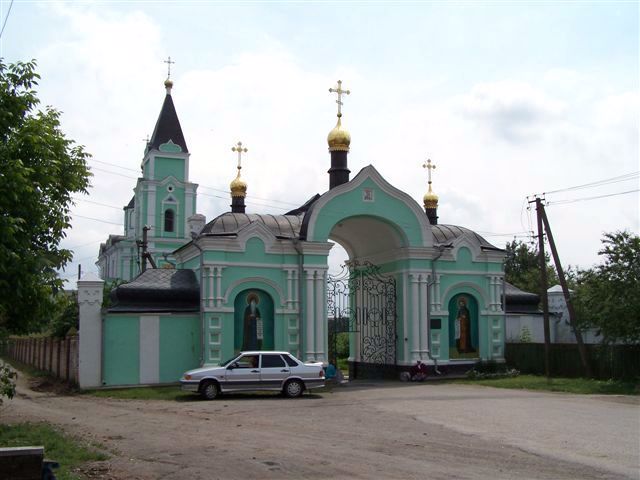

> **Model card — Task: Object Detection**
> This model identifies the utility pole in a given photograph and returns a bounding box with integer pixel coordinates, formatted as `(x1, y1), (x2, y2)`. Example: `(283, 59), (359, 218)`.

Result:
(540, 203), (592, 377)
(533, 197), (551, 379)
(140, 226), (157, 272)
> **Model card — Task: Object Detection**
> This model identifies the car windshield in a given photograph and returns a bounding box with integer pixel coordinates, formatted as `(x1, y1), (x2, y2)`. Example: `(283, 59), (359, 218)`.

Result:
(219, 355), (241, 367)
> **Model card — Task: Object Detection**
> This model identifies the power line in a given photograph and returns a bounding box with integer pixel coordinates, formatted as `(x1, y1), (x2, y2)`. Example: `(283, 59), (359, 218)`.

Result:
(0, 0), (14, 40)
(73, 214), (122, 226)
(546, 188), (639, 206)
(89, 159), (302, 208)
(533, 171), (639, 197)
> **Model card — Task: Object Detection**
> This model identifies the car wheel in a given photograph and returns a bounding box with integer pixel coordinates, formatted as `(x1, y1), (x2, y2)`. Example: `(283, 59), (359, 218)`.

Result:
(284, 379), (304, 398)
(201, 380), (219, 400)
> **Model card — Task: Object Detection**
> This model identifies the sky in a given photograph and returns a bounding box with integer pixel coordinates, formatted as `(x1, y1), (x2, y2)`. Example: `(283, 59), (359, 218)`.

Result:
(1, 0), (638, 288)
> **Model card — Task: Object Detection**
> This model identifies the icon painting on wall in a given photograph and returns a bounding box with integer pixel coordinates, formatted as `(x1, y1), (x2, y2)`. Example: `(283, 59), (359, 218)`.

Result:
(242, 292), (263, 351)
(449, 294), (478, 359)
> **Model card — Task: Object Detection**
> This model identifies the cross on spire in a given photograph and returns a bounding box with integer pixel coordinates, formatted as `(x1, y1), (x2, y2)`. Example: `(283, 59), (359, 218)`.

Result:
(423, 158), (436, 184)
(163, 56), (175, 79)
(232, 141), (248, 169)
(329, 80), (350, 117)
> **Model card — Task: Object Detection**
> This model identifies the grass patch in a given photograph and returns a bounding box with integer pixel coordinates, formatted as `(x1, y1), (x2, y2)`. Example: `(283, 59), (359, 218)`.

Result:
(456, 374), (639, 395)
(83, 385), (194, 401)
(0, 422), (107, 480)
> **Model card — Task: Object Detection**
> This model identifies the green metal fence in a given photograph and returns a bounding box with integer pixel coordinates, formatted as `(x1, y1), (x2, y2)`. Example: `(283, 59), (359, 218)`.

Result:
(505, 343), (640, 380)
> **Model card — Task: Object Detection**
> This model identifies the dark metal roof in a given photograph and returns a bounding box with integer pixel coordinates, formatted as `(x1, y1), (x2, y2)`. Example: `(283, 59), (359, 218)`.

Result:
(148, 93), (188, 153)
(108, 269), (199, 313)
(200, 212), (303, 239)
(285, 194), (321, 216)
(503, 282), (541, 313)
(432, 224), (501, 251)
(125, 196), (135, 209)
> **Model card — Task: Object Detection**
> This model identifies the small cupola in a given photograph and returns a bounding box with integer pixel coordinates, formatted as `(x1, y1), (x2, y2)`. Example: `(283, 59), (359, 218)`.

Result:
(423, 158), (439, 225)
(327, 80), (351, 189)
(230, 141), (248, 213)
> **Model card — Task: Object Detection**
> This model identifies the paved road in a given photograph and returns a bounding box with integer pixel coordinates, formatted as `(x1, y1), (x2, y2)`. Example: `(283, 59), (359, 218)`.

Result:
(4, 378), (639, 479)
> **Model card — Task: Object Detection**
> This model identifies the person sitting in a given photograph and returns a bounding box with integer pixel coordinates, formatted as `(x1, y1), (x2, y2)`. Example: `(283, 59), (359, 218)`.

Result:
(325, 363), (337, 380)
(409, 360), (428, 382)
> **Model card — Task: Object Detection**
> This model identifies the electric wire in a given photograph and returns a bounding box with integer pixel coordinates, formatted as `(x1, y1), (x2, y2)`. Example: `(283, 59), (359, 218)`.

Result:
(546, 189), (639, 206)
(0, 0), (14, 40)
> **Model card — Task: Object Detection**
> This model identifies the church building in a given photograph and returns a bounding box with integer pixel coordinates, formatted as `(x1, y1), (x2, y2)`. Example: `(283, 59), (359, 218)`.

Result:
(84, 75), (507, 387)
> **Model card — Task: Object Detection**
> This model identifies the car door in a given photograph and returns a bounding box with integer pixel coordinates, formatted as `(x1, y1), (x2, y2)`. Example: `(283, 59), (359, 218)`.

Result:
(259, 353), (290, 389)
(223, 354), (260, 391)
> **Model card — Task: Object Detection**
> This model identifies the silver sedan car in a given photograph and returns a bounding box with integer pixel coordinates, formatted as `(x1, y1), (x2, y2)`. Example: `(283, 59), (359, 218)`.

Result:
(180, 351), (325, 400)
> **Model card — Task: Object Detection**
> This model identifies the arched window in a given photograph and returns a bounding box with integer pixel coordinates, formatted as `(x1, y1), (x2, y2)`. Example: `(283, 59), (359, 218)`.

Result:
(164, 209), (175, 232)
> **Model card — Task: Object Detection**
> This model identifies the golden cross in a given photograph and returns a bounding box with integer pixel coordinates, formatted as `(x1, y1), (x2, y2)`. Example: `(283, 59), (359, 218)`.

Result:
(423, 158), (436, 184)
(329, 80), (350, 117)
(232, 141), (248, 169)
(164, 56), (175, 78)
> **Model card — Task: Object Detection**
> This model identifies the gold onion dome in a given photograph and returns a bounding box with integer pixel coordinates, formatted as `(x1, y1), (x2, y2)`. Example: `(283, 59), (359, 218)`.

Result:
(423, 184), (439, 209)
(327, 116), (351, 152)
(164, 78), (174, 91)
(230, 170), (247, 198)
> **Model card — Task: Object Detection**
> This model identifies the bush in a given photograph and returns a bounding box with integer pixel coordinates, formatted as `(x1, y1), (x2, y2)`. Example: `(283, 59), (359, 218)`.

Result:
(466, 360), (520, 380)
(0, 363), (17, 404)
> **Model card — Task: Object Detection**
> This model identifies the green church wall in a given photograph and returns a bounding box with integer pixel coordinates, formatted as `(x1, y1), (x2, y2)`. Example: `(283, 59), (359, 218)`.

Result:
(103, 316), (140, 385)
(155, 156), (185, 181)
(158, 315), (201, 383)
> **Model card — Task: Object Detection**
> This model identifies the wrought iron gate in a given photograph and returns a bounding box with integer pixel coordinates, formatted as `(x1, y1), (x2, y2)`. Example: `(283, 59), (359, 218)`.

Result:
(327, 261), (397, 368)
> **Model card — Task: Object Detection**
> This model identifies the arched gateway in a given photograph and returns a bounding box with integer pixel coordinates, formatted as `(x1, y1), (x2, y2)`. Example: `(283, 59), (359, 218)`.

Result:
(87, 78), (507, 388)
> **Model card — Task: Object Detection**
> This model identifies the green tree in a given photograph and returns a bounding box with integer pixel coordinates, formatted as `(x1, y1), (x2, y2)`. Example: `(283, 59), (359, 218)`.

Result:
(504, 239), (558, 297)
(573, 231), (640, 344)
(0, 60), (91, 334)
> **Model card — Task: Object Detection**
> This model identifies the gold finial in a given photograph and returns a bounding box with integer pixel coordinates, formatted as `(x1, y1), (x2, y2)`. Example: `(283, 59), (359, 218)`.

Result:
(422, 159), (439, 208)
(327, 80), (351, 152)
(163, 56), (175, 92)
(329, 80), (350, 118)
(230, 141), (248, 198)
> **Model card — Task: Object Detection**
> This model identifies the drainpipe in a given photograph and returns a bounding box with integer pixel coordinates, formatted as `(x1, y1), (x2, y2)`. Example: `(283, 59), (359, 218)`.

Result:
(426, 243), (451, 375)
(191, 234), (205, 366)
(292, 239), (304, 360)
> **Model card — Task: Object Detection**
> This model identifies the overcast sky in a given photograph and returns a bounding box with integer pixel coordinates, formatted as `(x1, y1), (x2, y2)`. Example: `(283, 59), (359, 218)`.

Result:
(1, 1), (638, 287)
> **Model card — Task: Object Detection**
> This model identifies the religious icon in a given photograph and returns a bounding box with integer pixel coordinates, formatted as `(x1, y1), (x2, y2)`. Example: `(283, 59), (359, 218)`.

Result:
(242, 292), (263, 351)
(455, 296), (475, 353)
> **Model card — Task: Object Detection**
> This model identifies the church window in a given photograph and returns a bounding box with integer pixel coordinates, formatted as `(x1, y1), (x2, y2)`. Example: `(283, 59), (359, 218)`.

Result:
(164, 209), (175, 232)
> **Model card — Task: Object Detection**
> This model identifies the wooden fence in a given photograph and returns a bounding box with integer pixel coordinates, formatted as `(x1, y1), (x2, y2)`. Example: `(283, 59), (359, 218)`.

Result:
(3, 335), (79, 384)
(505, 342), (640, 380)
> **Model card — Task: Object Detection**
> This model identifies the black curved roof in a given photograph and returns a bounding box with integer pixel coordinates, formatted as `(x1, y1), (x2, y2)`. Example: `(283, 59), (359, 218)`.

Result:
(503, 282), (541, 313)
(108, 269), (199, 313)
(432, 224), (501, 251)
(200, 212), (303, 239)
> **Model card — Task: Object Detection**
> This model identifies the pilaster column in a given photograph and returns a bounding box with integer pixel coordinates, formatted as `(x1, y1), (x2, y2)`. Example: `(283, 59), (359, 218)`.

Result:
(315, 270), (326, 362)
(305, 269), (315, 361)
(410, 273), (420, 361)
(78, 273), (104, 389)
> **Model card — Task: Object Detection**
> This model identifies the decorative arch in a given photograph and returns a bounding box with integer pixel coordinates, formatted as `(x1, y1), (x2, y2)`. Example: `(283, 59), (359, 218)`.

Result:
(223, 276), (286, 308)
(302, 165), (433, 248)
(441, 281), (490, 310)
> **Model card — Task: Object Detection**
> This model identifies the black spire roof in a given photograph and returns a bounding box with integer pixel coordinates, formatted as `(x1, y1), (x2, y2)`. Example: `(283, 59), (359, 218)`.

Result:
(148, 90), (188, 153)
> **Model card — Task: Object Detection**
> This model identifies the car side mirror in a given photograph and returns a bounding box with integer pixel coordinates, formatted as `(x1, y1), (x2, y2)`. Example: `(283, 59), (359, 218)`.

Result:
(228, 362), (238, 370)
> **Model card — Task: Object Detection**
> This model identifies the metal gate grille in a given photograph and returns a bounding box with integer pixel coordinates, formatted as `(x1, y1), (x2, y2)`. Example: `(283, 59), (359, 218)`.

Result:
(327, 261), (397, 367)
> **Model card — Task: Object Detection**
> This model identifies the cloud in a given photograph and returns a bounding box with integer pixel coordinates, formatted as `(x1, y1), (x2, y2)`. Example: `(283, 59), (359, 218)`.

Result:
(457, 80), (566, 143)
